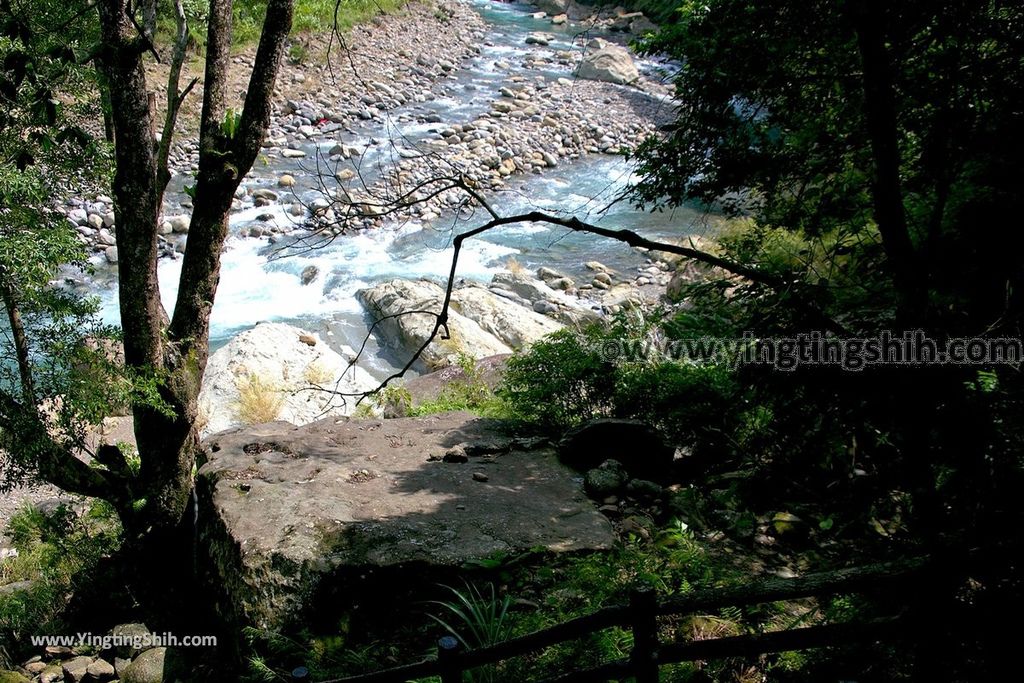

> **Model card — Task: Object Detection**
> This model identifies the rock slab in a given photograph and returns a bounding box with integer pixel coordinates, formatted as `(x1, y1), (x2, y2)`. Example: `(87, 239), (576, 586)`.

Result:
(197, 412), (613, 630)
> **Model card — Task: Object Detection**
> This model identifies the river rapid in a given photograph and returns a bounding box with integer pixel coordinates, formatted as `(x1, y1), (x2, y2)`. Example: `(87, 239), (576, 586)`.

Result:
(91, 0), (706, 380)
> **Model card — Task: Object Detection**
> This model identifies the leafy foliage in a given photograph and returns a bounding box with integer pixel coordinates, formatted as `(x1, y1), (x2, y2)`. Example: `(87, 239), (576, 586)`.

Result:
(0, 501), (123, 659)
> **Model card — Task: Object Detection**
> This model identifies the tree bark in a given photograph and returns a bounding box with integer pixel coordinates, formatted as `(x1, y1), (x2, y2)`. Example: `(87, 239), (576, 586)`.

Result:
(92, 0), (294, 534)
(851, 0), (926, 324)
(0, 271), (35, 402)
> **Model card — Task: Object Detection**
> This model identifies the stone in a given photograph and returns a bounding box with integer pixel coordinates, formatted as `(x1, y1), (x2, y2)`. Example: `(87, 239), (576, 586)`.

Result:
(0, 580), (33, 595)
(39, 665), (63, 683)
(525, 32), (551, 46)
(532, 300), (558, 314)
(197, 322), (377, 437)
(281, 148), (306, 158)
(62, 656), (92, 683)
(197, 412), (613, 631)
(108, 623), (152, 658)
(278, 174), (296, 187)
(451, 284), (563, 349)
(491, 271), (559, 304)
(335, 168), (356, 182)
(559, 418), (674, 481)
(584, 459), (628, 498)
(104, 246), (119, 264)
(68, 208), (88, 225)
(551, 13), (567, 25)
(87, 658), (116, 681)
(625, 478), (663, 501)
(630, 15), (658, 35)
(771, 512), (805, 536)
(300, 264), (319, 285)
(356, 279), (512, 370)
(472, 471), (489, 482)
(87, 213), (104, 230)
(97, 228), (117, 246)
(120, 647), (165, 683)
(251, 189), (278, 202)
(578, 38), (639, 86)
(535, 0), (568, 14)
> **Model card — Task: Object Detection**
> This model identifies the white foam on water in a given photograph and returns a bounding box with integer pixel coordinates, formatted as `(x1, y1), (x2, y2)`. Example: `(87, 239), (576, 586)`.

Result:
(98, 218), (518, 342)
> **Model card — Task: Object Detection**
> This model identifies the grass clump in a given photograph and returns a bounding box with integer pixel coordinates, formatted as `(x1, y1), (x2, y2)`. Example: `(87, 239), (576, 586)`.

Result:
(302, 360), (334, 386)
(236, 373), (285, 425)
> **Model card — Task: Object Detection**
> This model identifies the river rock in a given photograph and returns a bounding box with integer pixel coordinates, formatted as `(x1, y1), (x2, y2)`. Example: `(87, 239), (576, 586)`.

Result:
(300, 264), (319, 285)
(196, 412), (614, 630)
(630, 15), (658, 35)
(166, 215), (190, 233)
(578, 38), (639, 85)
(197, 322), (377, 437)
(491, 271), (559, 304)
(534, 0), (568, 14)
(120, 647), (165, 683)
(356, 279), (513, 370)
(451, 283), (563, 348)
(61, 657), (91, 683)
(584, 459), (628, 498)
(86, 658), (116, 681)
(104, 246), (119, 264)
(278, 174), (296, 187)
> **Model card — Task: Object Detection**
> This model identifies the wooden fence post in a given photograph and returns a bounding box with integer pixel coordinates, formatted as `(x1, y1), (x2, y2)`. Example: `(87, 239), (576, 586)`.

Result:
(630, 586), (660, 682)
(437, 635), (464, 683)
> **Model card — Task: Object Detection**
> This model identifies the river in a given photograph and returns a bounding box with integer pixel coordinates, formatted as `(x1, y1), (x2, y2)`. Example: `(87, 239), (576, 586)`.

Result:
(94, 0), (705, 379)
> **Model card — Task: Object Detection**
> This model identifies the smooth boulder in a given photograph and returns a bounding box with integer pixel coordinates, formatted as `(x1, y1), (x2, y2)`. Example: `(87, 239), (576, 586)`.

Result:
(198, 322), (376, 437)
(578, 38), (639, 85)
(357, 279), (562, 370)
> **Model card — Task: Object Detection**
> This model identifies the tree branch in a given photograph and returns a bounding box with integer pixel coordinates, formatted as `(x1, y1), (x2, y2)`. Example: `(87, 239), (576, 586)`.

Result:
(0, 269), (35, 403)
(0, 392), (122, 501)
(156, 0), (194, 206)
(233, 0), (294, 168)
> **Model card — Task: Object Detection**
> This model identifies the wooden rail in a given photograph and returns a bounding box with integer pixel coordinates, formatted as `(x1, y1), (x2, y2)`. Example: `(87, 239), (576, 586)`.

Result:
(309, 556), (937, 683)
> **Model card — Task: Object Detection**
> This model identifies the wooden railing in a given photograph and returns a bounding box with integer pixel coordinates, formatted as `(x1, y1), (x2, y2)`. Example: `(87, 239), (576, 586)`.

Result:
(298, 556), (939, 683)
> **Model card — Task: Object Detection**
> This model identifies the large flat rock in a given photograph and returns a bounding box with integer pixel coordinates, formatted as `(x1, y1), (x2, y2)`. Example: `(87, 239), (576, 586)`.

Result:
(197, 412), (612, 630)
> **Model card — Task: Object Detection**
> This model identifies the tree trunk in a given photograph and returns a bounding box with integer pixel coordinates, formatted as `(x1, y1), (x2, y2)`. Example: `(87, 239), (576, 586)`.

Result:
(851, 0), (926, 324)
(93, 0), (293, 536)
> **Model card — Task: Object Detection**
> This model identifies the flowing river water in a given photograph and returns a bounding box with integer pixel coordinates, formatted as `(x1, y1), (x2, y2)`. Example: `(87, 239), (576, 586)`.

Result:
(93, 0), (707, 380)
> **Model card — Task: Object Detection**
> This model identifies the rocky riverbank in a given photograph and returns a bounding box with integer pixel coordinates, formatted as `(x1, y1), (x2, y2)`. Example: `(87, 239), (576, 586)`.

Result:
(57, 0), (672, 265)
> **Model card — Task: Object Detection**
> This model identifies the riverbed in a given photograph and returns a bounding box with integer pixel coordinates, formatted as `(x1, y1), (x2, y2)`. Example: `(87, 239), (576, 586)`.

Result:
(92, 0), (707, 379)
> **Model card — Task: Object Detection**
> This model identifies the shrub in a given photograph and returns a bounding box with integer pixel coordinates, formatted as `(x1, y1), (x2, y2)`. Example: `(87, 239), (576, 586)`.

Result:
(500, 326), (617, 429)
(1, 502), (122, 660)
